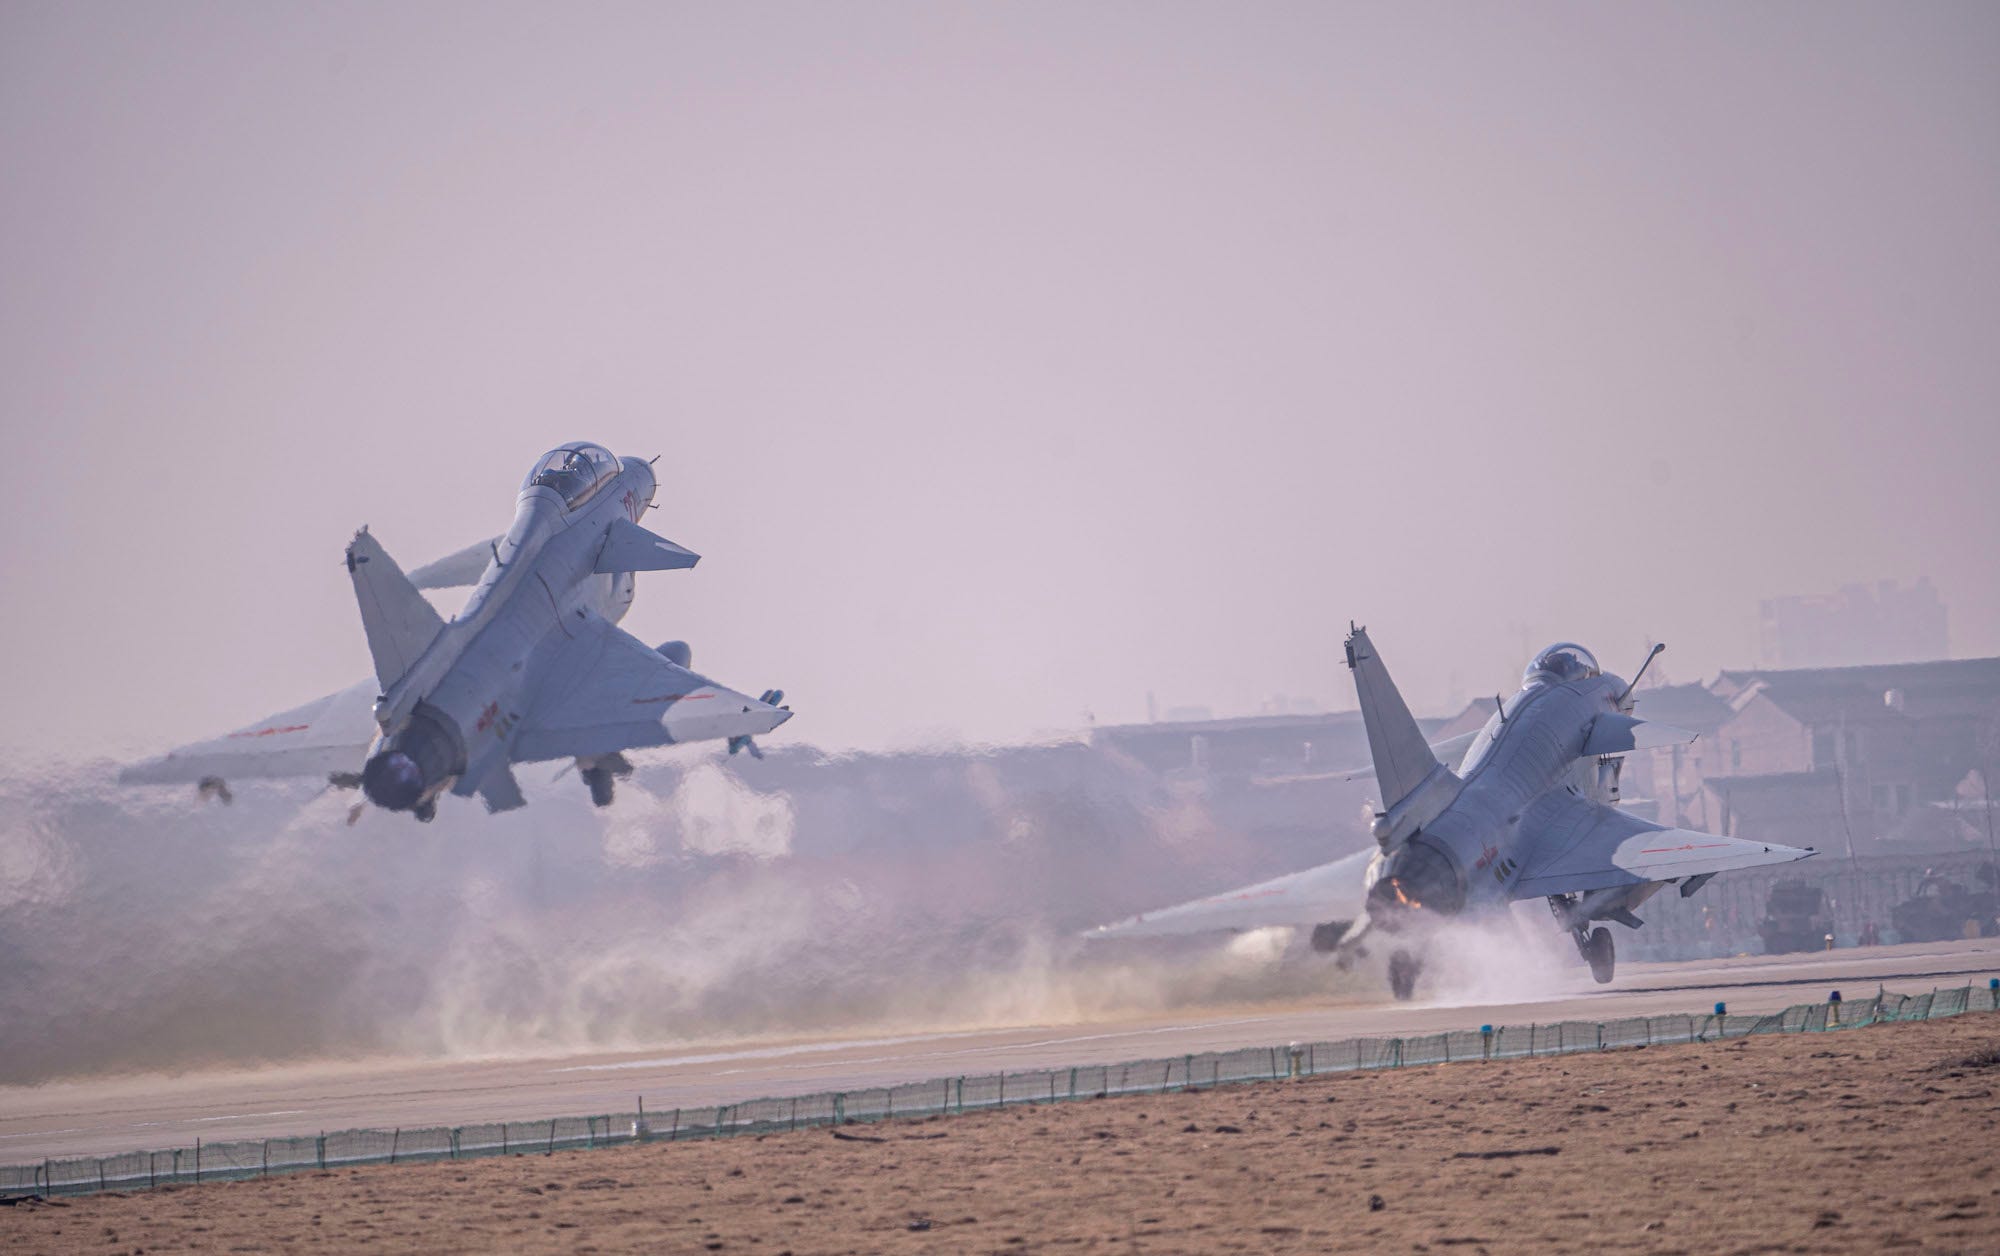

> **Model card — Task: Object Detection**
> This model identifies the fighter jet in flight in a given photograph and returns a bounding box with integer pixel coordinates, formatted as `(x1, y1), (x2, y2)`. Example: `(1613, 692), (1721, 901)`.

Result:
(1089, 627), (1813, 998)
(121, 442), (791, 821)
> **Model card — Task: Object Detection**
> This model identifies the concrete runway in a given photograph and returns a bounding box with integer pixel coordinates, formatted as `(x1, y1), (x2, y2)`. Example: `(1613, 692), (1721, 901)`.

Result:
(5, 936), (1996, 1163)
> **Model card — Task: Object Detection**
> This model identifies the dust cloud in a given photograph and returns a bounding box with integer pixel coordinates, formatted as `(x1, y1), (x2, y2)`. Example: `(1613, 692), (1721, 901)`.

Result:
(1411, 906), (1584, 1009)
(0, 744), (1378, 1086)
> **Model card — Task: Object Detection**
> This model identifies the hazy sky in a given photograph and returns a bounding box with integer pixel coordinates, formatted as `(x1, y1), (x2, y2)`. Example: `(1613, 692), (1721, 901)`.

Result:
(3, 2), (1996, 760)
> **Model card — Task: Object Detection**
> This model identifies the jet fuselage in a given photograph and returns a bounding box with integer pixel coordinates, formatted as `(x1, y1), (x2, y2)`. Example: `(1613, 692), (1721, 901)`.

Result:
(1366, 660), (1628, 930)
(359, 450), (658, 812)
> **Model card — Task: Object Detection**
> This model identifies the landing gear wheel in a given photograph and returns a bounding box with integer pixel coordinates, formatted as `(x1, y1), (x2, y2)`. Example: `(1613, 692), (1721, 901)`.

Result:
(582, 766), (616, 808)
(1388, 950), (1421, 1001)
(412, 800), (437, 824)
(1583, 927), (1614, 984)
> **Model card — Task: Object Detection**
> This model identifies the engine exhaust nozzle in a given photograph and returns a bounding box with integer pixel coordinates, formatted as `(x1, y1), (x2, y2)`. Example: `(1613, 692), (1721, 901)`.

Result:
(359, 705), (464, 813)
(361, 750), (426, 811)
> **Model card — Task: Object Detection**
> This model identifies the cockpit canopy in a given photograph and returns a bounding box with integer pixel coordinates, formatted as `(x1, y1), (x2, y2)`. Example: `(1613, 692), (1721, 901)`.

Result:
(1523, 642), (1600, 687)
(522, 443), (620, 508)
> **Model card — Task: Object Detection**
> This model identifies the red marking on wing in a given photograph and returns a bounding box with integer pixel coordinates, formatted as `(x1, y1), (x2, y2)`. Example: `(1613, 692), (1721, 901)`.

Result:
(228, 724), (310, 739)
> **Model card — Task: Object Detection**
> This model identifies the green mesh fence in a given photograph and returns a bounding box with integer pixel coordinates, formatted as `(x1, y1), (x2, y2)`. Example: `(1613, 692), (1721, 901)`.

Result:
(4, 981), (1993, 1200)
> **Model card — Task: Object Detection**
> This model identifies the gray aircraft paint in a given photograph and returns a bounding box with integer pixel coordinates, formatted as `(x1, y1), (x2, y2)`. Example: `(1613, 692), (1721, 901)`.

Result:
(1090, 628), (1813, 996)
(121, 442), (790, 819)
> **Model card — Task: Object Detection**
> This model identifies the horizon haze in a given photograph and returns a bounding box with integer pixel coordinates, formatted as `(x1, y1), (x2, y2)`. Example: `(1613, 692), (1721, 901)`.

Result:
(3, 3), (1996, 763)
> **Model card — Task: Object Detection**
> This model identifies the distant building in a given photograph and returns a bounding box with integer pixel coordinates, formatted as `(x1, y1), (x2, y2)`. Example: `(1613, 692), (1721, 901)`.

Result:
(1635, 657), (2000, 854)
(1758, 578), (1948, 669)
(1090, 709), (1454, 854)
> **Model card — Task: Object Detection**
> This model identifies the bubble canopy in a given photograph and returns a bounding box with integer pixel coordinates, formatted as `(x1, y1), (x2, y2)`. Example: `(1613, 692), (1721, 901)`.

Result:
(1522, 642), (1600, 687)
(522, 443), (620, 508)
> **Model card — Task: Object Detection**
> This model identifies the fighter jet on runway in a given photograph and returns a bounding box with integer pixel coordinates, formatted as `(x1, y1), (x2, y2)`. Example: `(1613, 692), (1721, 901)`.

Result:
(1089, 628), (1814, 998)
(121, 442), (791, 821)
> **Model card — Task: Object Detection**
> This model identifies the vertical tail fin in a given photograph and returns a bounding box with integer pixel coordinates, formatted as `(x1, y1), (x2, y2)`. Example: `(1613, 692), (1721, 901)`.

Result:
(346, 528), (444, 692)
(1345, 625), (1441, 809)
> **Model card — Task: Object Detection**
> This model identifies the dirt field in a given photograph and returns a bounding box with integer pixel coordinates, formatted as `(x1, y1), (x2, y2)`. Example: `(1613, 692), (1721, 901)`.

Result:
(5, 1012), (1996, 1255)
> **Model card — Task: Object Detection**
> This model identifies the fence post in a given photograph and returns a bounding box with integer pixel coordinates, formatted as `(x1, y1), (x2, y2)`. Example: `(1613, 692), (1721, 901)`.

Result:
(668, 1108), (680, 1141)
(451, 1128), (460, 1160)
(830, 1095), (842, 1125)
(502, 1124), (509, 1155)
(998, 1074), (1006, 1106)
(390, 1128), (400, 1165)
(791, 1098), (799, 1132)
(262, 1139), (269, 1177)
(316, 1134), (325, 1171)
(194, 1139), (201, 1185)
(1391, 1039), (1402, 1068)
(1069, 1067), (1077, 1100)
(956, 1077), (964, 1115)
(148, 1153), (156, 1191)
(40, 1160), (48, 1194)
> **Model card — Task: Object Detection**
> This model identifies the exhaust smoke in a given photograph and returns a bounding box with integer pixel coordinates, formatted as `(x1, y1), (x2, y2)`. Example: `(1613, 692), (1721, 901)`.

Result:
(0, 743), (1373, 1085)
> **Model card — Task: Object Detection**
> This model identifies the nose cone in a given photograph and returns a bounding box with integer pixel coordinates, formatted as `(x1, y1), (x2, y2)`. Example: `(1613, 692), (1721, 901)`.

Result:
(622, 456), (658, 507)
(361, 750), (425, 811)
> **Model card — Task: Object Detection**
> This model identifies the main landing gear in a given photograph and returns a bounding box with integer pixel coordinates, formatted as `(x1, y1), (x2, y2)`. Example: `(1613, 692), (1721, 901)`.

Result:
(578, 753), (635, 808)
(1575, 926), (1614, 984)
(1388, 950), (1422, 1001)
(1550, 893), (1616, 985)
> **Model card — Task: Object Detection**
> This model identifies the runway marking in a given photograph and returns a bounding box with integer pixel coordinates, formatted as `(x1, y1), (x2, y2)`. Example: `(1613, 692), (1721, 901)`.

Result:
(0, 1128), (81, 1140)
(128, 1110), (308, 1130)
(552, 1030), (1003, 1072)
(551, 1017), (1285, 1075)
(1618, 964), (2000, 998)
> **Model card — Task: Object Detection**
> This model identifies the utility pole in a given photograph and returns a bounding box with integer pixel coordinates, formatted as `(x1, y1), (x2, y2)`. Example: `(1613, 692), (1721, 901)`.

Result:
(1832, 715), (1862, 941)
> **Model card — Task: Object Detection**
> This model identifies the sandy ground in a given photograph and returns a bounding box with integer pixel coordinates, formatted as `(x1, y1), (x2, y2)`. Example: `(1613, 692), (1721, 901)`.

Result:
(4, 1010), (1996, 1255)
(6, 937), (1996, 1164)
